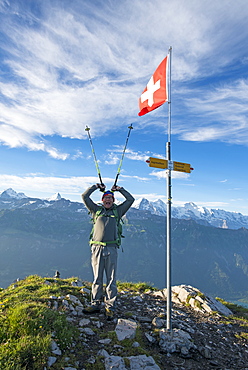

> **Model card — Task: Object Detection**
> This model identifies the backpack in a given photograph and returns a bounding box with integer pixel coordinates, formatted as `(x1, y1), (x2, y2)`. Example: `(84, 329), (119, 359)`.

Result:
(89, 204), (124, 247)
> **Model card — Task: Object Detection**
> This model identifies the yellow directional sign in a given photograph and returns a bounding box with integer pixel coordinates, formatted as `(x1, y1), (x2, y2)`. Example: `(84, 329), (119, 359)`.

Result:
(146, 157), (168, 169)
(146, 157), (193, 173)
(173, 161), (192, 173)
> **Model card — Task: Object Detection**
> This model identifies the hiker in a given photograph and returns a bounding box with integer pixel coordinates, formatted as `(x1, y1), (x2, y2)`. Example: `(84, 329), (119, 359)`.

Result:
(82, 183), (134, 319)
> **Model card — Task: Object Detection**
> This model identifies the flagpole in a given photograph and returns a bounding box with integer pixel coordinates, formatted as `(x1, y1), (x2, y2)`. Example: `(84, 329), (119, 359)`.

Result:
(166, 46), (172, 333)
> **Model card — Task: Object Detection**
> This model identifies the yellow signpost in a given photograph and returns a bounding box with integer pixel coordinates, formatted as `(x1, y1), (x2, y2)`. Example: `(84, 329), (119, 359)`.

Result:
(173, 161), (192, 173)
(146, 157), (168, 169)
(146, 157), (193, 173)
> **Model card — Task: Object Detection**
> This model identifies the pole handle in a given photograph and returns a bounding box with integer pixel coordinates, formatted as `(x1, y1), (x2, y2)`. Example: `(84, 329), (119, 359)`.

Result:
(98, 174), (105, 192)
(113, 173), (119, 188)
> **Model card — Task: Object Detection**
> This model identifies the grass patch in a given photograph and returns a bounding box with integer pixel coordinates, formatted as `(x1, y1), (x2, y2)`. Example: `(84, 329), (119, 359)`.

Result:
(216, 297), (248, 341)
(0, 275), (82, 369)
(117, 281), (156, 293)
(235, 332), (248, 340)
(0, 334), (51, 370)
(85, 360), (105, 369)
(216, 297), (248, 318)
(124, 311), (134, 318)
(196, 292), (206, 300)
(194, 300), (202, 309)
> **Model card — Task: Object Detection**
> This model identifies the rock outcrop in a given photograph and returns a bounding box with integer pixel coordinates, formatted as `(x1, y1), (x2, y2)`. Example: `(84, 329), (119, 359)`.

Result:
(154, 284), (233, 316)
(44, 283), (248, 369)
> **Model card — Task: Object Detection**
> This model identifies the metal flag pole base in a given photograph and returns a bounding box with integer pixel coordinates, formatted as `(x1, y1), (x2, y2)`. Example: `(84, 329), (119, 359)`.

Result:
(166, 47), (172, 333)
(166, 142), (172, 333)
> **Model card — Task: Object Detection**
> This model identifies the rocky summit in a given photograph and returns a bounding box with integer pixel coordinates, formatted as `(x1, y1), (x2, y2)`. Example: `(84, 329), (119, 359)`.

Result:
(44, 281), (248, 370)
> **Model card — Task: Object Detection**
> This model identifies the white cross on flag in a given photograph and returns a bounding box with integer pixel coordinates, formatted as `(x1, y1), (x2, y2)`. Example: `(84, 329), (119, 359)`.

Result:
(138, 56), (168, 116)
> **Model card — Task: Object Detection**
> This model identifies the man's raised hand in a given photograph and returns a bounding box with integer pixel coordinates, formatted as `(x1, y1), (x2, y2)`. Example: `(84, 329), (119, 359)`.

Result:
(97, 183), (106, 192)
(111, 185), (122, 192)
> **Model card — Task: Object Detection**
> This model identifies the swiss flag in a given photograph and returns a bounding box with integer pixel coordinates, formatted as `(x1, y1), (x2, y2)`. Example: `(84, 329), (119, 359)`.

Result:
(138, 56), (168, 116)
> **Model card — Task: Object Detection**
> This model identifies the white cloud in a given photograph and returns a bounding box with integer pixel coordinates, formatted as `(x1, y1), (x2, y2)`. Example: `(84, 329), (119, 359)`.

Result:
(172, 200), (229, 209)
(0, 174), (113, 197)
(120, 174), (149, 182)
(71, 150), (83, 160)
(106, 147), (165, 164)
(197, 201), (229, 209)
(1, 0), (248, 156)
(0, 121), (69, 159)
(133, 192), (167, 202)
(104, 152), (120, 165)
(174, 79), (248, 144)
(150, 169), (190, 180)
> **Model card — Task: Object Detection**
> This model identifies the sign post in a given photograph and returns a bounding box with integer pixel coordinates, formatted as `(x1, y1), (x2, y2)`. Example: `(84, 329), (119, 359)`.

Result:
(142, 47), (194, 334)
(146, 158), (193, 173)
(166, 47), (172, 333)
(146, 156), (194, 330)
(173, 161), (192, 173)
(146, 157), (168, 169)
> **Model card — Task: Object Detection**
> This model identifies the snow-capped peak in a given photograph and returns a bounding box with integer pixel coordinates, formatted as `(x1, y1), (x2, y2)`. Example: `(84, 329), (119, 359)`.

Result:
(0, 188), (27, 199)
(132, 198), (248, 229)
(133, 198), (150, 208)
(183, 202), (210, 217)
(133, 198), (154, 213)
(47, 193), (62, 201)
(133, 198), (166, 215)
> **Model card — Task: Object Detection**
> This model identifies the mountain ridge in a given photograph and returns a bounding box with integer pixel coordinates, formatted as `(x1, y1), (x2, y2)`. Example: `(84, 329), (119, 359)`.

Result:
(133, 198), (248, 230)
(1, 198), (248, 302)
(1, 187), (247, 230)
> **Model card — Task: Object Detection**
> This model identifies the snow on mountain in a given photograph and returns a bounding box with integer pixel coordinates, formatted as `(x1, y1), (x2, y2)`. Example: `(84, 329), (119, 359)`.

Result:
(132, 198), (155, 213)
(0, 188), (27, 199)
(152, 199), (167, 216)
(47, 193), (62, 201)
(0, 189), (248, 230)
(132, 198), (166, 216)
(133, 198), (248, 230)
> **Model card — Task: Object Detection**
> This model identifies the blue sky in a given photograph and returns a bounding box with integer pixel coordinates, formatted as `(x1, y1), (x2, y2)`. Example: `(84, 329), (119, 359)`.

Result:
(0, 0), (248, 214)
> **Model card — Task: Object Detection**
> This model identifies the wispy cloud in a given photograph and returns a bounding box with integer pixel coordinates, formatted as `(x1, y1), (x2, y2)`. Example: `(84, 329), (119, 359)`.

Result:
(150, 169), (190, 180)
(106, 147), (165, 164)
(0, 174), (113, 197)
(199, 201), (229, 209)
(71, 150), (84, 160)
(120, 174), (149, 182)
(1, 0), (248, 158)
(175, 79), (248, 144)
(132, 192), (167, 202)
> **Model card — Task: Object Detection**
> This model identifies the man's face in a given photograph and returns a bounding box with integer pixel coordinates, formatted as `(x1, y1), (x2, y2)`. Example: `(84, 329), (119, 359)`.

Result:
(102, 195), (114, 209)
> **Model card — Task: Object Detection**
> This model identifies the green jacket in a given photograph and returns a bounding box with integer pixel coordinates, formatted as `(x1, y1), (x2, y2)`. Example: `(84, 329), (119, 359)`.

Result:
(82, 185), (135, 246)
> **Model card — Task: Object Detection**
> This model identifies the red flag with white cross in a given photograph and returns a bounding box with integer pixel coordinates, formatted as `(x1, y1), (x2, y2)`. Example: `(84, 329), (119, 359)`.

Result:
(138, 57), (168, 116)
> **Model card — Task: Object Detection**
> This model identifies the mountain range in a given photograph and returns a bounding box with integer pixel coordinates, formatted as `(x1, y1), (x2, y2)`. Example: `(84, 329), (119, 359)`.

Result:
(1, 188), (248, 230)
(0, 188), (248, 303)
(133, 198), (248, 230)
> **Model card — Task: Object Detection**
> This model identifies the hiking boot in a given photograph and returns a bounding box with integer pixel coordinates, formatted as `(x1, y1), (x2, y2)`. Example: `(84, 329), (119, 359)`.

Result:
(83, 305), (100, 314)
(105, 308), (114, 320)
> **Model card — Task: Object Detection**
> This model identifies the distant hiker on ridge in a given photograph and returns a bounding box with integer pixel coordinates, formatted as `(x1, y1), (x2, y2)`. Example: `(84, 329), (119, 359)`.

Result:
(82, 183), (134, 319)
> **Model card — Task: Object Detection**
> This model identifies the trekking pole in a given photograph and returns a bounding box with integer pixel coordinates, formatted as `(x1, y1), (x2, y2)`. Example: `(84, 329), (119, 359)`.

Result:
(113, 124), (133, 188)
(85, 126), (105, 190)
